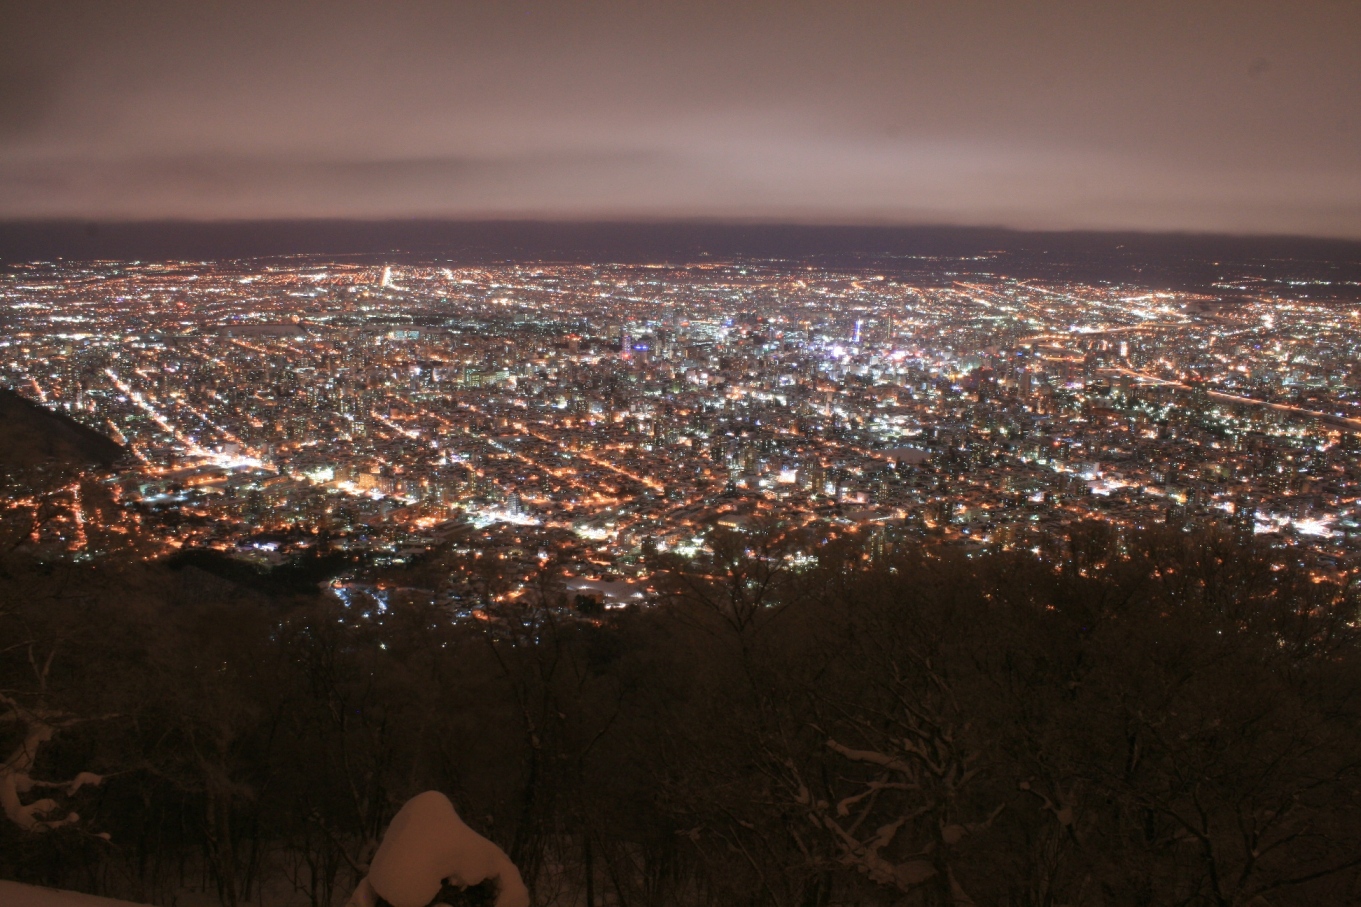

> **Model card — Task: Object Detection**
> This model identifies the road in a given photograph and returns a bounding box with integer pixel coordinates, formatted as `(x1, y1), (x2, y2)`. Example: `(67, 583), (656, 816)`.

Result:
(1101, 367), (1361, 432)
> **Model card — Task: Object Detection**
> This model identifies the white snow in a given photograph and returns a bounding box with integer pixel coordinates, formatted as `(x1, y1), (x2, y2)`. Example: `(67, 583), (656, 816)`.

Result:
(0, 695), (106, 833)
(0, 881), (146, 907)
(345, 791), (529, 907)
(3, 792), (530, 907)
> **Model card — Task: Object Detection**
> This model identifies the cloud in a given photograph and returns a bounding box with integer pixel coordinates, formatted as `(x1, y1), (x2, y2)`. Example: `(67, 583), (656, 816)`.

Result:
(2, 139), (1358, 239)
(0, 1), (1359, 236)
(0, 60), (54, 140)
(0, 150), (679, 217)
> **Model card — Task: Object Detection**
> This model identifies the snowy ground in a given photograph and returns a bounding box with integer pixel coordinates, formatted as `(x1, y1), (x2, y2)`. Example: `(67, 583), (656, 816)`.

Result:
(0, 881), (147, 907)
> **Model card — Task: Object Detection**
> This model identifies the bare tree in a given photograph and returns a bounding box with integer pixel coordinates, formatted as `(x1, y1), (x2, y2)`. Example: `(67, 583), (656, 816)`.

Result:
(0, 598), (111, 834)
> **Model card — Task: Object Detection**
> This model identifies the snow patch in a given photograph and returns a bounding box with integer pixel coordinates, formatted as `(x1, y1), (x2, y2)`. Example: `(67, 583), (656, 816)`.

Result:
(345, 791), (528, 907)
(0, 881), (147, 907)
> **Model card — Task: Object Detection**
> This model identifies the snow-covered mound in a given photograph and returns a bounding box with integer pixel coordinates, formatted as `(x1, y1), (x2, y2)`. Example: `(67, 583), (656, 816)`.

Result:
(3, 792), (529, 907)
(0, 881), (146, 907)
(346, 791), (529, 907)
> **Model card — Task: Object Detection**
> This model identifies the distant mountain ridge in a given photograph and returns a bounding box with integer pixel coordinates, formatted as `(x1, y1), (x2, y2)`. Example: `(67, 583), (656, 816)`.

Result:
(0, 386), (123, 474)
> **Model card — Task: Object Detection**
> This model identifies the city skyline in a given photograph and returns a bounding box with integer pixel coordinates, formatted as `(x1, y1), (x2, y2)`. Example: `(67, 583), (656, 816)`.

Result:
(5, 253), (1358, 607)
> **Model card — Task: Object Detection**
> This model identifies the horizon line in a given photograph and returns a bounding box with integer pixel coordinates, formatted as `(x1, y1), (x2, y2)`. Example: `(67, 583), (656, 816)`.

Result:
(2, 216), (1361, 247)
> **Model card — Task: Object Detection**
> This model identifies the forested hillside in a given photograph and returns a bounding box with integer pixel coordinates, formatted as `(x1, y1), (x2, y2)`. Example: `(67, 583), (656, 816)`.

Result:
(2, 523), (1359, 906)
(0, 387), (123, 477)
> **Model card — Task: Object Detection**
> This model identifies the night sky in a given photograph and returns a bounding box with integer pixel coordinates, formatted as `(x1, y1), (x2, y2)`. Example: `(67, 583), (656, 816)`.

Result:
(2, 1), (1359, 237)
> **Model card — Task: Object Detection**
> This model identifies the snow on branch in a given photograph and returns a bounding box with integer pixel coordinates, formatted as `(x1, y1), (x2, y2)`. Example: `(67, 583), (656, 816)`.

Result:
(799, 717), (1003, 902)
(0, 692), (106, 834)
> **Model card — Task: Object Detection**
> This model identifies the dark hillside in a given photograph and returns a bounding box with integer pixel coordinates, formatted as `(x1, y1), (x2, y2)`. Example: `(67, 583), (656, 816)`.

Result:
(0, 386), (123, 474)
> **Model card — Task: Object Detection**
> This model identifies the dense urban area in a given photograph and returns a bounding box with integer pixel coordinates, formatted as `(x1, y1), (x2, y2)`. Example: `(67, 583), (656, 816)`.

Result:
(2, 256), (1359, 603)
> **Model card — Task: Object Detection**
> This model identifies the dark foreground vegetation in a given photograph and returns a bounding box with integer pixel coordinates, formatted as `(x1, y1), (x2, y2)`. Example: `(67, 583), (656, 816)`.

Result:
(2, 523), (1360, 907)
